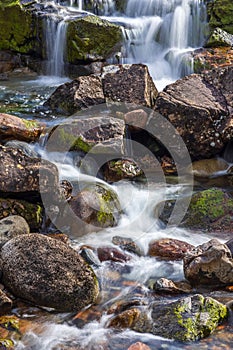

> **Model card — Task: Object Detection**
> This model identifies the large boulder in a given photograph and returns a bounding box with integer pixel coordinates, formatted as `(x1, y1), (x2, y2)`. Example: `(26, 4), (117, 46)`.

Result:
(158, 188), (233, 233)
(102, 64), (158, 108)
(183, 239), (233, 286)
(207, 0), (233, 35)
(44, 76), (105, 115)
(0, 0), (41, 55)
(153, 66), (233, 159)
(0, 113), (44, 143)
(66, 15), (122, 63)
(0, 198), (43, 231)
(47, 115), (126, 154)
(0, 145), (59, 195)
(1, 234), (99, 312)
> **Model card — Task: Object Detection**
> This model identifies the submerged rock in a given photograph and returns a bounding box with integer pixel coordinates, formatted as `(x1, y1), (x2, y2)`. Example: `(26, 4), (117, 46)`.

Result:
(190, 158), (231, 178)
(112, 236), (143, 256)
(0, 113), (44, 143)
(158, 188), (233, 233)
(1, 234), (99, 312)
(148, 238), (194, 260)
(0, 215), (30, 248)
(44, 76), (105, 115)
(127, 342), (151, 350)
(97, 246), (131, 263)
(150, 294), (228, 341)
(183, 239), (233, 286)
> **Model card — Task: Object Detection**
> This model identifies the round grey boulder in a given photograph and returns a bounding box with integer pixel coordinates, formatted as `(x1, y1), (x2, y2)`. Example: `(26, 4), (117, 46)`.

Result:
(0, 215), (30, 248)
(1, 234), (99, 312)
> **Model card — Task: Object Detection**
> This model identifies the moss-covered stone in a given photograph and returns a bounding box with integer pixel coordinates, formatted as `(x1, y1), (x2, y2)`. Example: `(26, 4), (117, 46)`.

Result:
(205, 27), (233, 47)
(158, 188), (233, 232)
(0, 0), (40, 55)
(151, 294), (228, 341)
(207, 0), (233, 35)
(0, 198), (43, 231)
(66, 15), (122, 63)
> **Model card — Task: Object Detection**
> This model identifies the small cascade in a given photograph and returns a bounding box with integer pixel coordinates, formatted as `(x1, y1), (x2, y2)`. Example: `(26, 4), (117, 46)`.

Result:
(44, 14), (68, 77)
(100, 0), (207, 90)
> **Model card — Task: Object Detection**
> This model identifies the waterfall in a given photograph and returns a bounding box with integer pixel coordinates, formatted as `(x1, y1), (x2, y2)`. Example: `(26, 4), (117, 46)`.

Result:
(44, 15), (68, 77)
(101, 0), (207, 90)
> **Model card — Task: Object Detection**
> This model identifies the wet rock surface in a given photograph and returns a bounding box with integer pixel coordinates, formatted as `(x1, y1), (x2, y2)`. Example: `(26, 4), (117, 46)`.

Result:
(1, 234), (99, 312)
(103, 159), (143, 182)
(148, 238), (194, 260)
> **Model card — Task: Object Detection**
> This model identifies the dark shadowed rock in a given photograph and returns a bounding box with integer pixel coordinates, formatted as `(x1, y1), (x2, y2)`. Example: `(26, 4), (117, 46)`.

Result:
(102, 64), (158, 108)
(0, 145), (59, 195)
(0, 198), (43, 231)
(0, 289), (12, 315)
(44, 76), (105, 115)
(148, 238), (194, 260)
(183, 239), (233, 286)
(0, 113), (44, 143)
(1, 234), (99, 312)
(0, 215), (30, 248)
(103, 159), (143, 182)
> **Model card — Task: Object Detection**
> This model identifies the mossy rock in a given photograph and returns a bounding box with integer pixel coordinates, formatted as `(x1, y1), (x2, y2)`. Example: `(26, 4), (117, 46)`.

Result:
(151, 294), (228, 341)
(158, 188), (233, 232)
(207, 0), (233, 35)
(0, 198), (43, 231)
(0, 0), (40, 55)
(66, 15), (122, 63)
(205, 27), (233, 47)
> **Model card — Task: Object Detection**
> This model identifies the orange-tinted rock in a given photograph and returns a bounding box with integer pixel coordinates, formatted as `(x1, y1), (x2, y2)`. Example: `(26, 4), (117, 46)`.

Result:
(193, 48), (233, 74)
(148, 238), (194, 260)
(0, 113), (44, 143)
(128, 342), (151, 350)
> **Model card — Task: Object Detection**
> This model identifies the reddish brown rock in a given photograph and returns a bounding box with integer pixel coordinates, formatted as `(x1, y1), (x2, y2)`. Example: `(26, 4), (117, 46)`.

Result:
(153, 278), (192, 294)
(0, 113), (44, 143)
(148, 238), (194, 260)
(127, 342), (151, 350)
(97, 246), (131, 263)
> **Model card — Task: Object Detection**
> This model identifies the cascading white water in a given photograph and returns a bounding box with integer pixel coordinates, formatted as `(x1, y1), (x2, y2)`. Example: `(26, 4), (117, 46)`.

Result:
(102, 0), (207, 90)
(44, 14), (68, 77)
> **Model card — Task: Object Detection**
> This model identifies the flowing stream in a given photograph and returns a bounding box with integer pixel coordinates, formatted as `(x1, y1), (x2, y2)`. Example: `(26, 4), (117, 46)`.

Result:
(3, 1), (232, 349)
